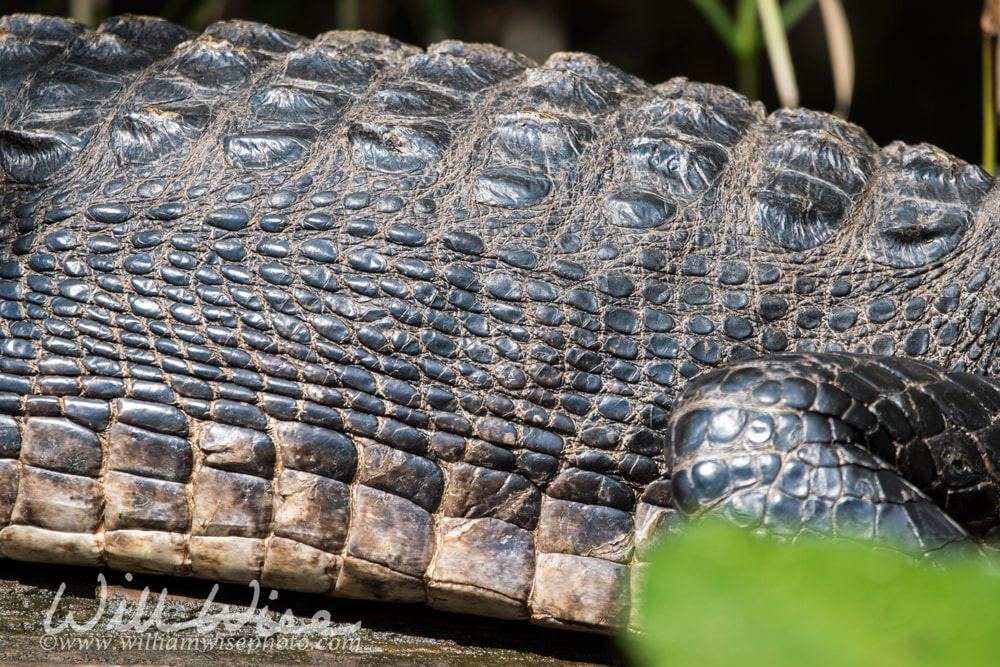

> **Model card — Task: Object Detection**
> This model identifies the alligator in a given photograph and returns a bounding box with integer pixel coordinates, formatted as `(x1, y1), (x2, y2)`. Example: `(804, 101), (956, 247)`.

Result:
(1, 12), (999, 636)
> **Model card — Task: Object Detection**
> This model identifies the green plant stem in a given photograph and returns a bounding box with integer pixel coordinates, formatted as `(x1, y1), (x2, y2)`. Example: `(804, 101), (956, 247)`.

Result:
(984, 34), (996, 174)
(820, 0), (854, 118)
(758, 0), (799, 107)
(337, 0), (360, 30)
(733, 0), (761, 99)
(737, 56), (758, 100)
(424, 0), (451, 43)
(69, 0), (106, 27)
(688, 0), (821, 102)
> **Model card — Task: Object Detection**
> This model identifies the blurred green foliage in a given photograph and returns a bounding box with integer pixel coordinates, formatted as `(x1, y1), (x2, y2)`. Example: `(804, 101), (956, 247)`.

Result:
(624, 522), (999, 667)
(689, 0), (817, 97)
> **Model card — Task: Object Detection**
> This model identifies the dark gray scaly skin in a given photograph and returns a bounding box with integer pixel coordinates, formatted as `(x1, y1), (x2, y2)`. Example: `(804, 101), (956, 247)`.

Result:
(1, 13), (1000, 635)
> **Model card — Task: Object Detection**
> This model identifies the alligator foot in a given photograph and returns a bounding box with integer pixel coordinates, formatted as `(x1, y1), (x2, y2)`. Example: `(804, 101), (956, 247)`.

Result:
(669, 353), (1000, 558)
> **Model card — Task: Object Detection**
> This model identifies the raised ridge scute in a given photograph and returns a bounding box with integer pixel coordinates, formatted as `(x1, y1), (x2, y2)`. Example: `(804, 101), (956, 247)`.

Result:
(64, 31), (151, 72)
(314, 29), (419, 61)
(751, 110), (878, 251)
(97, 15), (194, 57)
(542, 51), (643, 94)
(0, 129), (85, 184)
(284, 46), (379, 92)
(0, 14), (87, 46)
(203, 19), (306, 54)
(348, 122), (448, 174)
(474, 167), (551, 208)
(171, 37), (258, 89)
(111, 110), (199, 165)
(523, 68), (612, 113)
(374, 85), (465, 117)
(603, 190), (673, 229)
(224, 133), (310, 170)
(405, 52), (497, 92)
(867, 142), (993, 268)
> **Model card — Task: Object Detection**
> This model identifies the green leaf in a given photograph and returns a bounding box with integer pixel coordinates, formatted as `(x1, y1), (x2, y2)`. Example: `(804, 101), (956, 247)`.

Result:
(782, 0), (819, 31)
(623, 522), (999, 667)
(689, 0), (736, 51)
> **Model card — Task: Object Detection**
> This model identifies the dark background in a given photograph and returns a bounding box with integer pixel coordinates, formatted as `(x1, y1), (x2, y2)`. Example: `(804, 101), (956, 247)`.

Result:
(0, 0), (987, 166)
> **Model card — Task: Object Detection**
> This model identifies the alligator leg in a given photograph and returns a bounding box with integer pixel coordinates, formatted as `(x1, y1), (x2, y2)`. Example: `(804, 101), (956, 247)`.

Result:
(668, 352), (1000, 557)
